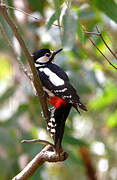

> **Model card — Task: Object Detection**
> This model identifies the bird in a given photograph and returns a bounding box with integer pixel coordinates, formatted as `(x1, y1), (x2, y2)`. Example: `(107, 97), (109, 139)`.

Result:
(32, 48), (87, 154)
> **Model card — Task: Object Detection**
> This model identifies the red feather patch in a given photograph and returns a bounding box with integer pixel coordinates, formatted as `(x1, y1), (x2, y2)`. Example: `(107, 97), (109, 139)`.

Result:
(48, 96), (66, 109)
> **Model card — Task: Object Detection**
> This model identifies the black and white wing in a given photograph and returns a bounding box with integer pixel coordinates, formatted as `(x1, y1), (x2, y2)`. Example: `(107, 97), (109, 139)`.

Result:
(37, 63), (87, 111)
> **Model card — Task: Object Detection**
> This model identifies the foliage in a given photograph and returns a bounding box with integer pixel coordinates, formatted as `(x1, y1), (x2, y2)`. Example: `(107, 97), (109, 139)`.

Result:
(0, 0), (117, 179)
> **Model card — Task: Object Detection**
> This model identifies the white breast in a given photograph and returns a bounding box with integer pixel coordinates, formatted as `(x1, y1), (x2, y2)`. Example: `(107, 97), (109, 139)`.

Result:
(39, 68), (64, 86)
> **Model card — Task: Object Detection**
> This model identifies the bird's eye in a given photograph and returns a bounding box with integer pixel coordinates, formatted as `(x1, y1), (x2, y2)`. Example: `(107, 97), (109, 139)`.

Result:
(45, 53), (50, 57)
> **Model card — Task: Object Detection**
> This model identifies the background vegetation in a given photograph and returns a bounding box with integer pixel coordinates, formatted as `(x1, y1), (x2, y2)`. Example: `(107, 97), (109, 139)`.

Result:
(0, 0), (117, 179)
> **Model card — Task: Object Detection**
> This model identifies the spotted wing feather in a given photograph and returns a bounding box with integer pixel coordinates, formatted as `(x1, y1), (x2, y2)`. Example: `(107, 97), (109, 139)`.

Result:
(36, 63), (87, 111)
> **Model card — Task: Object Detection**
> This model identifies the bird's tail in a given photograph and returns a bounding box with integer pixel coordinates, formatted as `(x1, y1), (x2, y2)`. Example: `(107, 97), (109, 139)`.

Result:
(78, 101), (87, 111)
(47, 104), (71, 154)
(73, 100), (87, 112)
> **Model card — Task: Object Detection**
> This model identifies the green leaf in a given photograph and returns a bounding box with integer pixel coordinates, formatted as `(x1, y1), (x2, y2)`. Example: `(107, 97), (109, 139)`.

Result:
(47, 10), (61, 30)
(106, 110), (117, 128)
(90, 0), (117, 23)
(64, 134), (88, 146)
(0, 127), (15, 147)
(77, 20), (84, 44)
(0, 103), (28, 127)
(28, 0), (47, 14)
(54, 0), (64, 6)
(89, 83), (117, 110)
(62, 9), (77, 49)
(53, 0), (61, 22)
(0, 86), (16, 107)
(66, 149), (83, 166)
(47, 13), (57, 30)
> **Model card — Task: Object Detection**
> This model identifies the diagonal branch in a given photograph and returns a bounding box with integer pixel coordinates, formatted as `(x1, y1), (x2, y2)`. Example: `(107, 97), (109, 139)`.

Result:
(88, 36), (117, 70)
(0, 2), (69, 180)
(84, 27), (117, 70)
(0, 21), (33, 81)
(0, 3), (50, 122)
(12, 145), (68, 180)
(95, 26), (117, 61)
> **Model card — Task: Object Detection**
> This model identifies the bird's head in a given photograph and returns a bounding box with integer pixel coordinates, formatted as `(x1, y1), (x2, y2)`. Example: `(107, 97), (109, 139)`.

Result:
(32, 48), (63, 65)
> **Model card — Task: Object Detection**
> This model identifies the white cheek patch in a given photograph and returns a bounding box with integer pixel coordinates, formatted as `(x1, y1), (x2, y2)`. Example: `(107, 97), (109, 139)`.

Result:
(36, 56), (49, 63)
(39, 68), (64, 86)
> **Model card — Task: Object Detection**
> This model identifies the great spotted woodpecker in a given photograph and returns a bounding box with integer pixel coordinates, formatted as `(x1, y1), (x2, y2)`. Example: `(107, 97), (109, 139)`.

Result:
(32, 48), (87, 153)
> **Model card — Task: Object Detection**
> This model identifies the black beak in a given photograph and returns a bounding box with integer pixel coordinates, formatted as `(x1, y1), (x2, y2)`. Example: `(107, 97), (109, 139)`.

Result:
(53, 48), (63, 56)
(49, 48), (63, 62)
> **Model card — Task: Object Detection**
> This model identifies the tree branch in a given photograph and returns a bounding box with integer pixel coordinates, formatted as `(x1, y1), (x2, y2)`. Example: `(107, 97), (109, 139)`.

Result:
(79, 147), (97, 180)
(76, 40), (117, 79)
(0, 2), (50, 122)
(0, 21), (33, 81)
(95, 26), (117, 61)
(12, 145), (68, 180)
(21, 138), (55, 149)
(84, 28), (117, 70)
(0, 2), (69, 180)
(88, 36), (117, 70)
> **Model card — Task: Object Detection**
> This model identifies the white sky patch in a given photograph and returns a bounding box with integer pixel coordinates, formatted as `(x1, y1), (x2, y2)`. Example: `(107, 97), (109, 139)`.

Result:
(45, 8), (54, 21)
(37, 128), (48, 140)
(37, 27), (52, 44)
(14, 11), (25, 23)
(28, 12), (42, 22)
(110, 167), (117, 179)
(39, 68), (64, 86)
(95, 70), (105, 84)
(90, 141), (106, 155)
(13, 0), (25, 23)
(98, 158), (109, 172)
(72, 115), (93, 138)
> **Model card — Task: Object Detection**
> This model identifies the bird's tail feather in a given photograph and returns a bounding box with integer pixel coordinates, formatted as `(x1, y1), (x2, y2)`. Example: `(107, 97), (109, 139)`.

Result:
(47, 104), (71, 154)
(73, 100), (87, 112)
(78, 101), (87, 111)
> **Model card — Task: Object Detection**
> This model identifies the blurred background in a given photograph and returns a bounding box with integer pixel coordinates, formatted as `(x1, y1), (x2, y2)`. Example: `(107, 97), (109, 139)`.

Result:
(0, 0), (117, 179)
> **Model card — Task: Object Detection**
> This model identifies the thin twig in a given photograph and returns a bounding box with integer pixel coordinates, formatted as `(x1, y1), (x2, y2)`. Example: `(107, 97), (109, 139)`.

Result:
(6, 5), (40, 21)
(95, 26), (117, 60)
(76, 40), (117, 79)
(88, 36), (117, 70)
(0, 22), (33, 81)
(84, 27), (117, 70)
(4, 4), (62, 28)
(53, 23), (63, 28)
(84, 31), (101, 36)
(0, 2), (50, 122)
(21, 139), (55, 149)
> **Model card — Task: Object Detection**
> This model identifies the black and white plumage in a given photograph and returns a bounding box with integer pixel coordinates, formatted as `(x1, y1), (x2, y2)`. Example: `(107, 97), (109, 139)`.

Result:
(32, 48), (87, 154)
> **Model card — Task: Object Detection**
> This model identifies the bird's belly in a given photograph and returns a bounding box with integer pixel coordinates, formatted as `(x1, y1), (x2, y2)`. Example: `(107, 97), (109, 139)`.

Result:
(48, 96), (66, 109)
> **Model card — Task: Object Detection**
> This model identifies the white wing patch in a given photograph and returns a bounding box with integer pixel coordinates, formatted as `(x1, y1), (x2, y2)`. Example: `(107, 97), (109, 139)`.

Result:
(39, 68), (64, 86)
(54, 88), (67, 93)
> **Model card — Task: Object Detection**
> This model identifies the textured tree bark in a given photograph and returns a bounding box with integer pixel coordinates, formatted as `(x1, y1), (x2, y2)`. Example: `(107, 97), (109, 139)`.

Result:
(0, 2), (50, 122)
(12, 145), (68, 180)
(0, 2), (69, 180)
